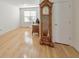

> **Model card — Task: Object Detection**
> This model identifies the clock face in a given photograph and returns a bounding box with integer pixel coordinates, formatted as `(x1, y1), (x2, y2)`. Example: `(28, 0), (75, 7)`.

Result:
(43, 6), (49, 15)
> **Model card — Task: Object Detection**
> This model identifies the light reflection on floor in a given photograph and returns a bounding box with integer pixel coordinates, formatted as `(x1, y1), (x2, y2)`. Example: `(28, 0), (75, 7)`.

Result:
(23, 31), (39, 58)
(24, 32), (33, 46)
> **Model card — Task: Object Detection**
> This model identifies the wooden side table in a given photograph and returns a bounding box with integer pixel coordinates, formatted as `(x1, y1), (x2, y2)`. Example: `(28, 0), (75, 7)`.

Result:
(32, 24), (39, 35)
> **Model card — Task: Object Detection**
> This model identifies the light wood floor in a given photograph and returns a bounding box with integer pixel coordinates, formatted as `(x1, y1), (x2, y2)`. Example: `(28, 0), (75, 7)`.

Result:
(0, 27), (79, 58)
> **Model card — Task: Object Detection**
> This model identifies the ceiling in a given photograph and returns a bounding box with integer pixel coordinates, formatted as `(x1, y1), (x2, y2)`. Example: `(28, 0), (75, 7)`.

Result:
(1, 0), (40, 7)
(1, 0), (54, 8)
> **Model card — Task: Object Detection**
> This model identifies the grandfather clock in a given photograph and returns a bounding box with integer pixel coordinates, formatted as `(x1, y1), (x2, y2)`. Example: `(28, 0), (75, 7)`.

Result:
(40, 0), (54, 47)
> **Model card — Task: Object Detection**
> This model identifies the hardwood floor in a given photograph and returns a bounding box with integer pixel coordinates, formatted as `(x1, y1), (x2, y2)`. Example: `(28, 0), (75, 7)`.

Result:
(0, 27), (79, 58)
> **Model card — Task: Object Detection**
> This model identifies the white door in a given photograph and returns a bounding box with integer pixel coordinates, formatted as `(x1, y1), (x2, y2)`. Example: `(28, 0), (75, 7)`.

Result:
(53, 0), (73, 45)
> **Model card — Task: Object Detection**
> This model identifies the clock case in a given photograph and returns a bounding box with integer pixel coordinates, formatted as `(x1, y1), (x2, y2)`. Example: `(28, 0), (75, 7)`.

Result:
(40, 0), (54, 47)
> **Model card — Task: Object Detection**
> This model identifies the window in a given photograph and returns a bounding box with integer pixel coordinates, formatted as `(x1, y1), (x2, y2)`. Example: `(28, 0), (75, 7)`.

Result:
(24, 11), (36, 22)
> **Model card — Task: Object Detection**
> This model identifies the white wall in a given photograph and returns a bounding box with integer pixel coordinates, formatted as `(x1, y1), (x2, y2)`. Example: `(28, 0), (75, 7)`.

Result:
(53, 0), (73, 45)
(0, 1), (19, 36)
(71, 0), (79, 51)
